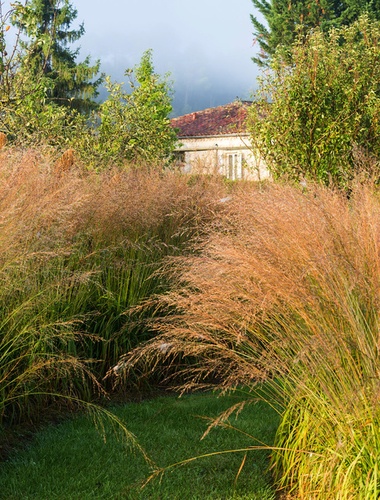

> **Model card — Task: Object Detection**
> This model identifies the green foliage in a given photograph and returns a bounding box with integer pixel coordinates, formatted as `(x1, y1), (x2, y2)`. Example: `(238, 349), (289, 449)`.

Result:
(0, 250), (100, 424)
(11, 0), (102, 113)
(251, 0), (380, 66)
(0, 73), (86, 145)
(0, 7), (175, 164)
(116, 180), (380, 497)
(272, 379), (380, 499)
(248, 16), (380, 186)
(0, 150), (227, 424)
(90, 50), (178, 167)
(0, 1), (98, 147)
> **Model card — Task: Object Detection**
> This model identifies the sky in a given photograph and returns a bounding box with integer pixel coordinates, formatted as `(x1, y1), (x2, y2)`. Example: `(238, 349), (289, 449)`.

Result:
(70, 0), (262, 116)
(2, 0), (263, 117)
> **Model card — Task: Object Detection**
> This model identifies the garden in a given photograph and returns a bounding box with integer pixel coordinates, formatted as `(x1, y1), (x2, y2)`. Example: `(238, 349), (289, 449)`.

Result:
(1, 2), (380, 497)
(1, 145), (380, 498)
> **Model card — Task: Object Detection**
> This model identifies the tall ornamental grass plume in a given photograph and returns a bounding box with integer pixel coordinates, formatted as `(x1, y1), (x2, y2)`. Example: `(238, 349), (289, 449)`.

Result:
(112, 180), (380, 499)
(0, 147), (228, 424)
(0, 148), (102, 424)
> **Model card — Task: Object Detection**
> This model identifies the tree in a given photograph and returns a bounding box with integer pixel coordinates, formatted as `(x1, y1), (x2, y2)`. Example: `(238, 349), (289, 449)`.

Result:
(11, 0), (102, 113)
(251, 0), (380, 66)
(93, 50), (178, 166)
(248, 16), (380, 187)
(0, 1), (99, 144)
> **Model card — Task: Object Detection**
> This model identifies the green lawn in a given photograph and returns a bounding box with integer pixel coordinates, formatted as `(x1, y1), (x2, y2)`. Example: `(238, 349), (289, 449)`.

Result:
(0, 391), (279, 499)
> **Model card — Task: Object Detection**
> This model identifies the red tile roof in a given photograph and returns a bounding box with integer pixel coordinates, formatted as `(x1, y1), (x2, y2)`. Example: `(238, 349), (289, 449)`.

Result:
(171, 101), (251, 138)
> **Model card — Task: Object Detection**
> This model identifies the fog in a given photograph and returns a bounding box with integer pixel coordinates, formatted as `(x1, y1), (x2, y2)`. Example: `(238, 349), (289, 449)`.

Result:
(1, 0), (262, 116)
(73, 0), (261, 116)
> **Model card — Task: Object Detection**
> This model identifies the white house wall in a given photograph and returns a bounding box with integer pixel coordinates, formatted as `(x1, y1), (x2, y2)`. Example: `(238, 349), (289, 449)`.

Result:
(176, 134), (269, 181)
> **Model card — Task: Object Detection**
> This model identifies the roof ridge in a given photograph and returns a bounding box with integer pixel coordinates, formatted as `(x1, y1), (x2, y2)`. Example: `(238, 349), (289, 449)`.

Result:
(171, 100), (251, 138)
(171, 100), (252, 120)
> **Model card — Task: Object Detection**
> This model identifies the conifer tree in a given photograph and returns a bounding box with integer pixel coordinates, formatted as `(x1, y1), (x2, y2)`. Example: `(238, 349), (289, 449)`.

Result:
(251, 0), (380, 66)
(12, 0), (101, 112)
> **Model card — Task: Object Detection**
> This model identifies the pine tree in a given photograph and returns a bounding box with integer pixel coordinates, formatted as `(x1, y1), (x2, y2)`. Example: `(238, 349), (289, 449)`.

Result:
(12, 0), (102, 112)
(251, 0), (380, 66)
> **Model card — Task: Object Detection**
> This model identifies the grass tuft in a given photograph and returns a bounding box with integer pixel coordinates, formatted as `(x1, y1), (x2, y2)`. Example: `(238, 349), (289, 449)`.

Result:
(0, 147), (229, 424)
(113, 180), (380, 498)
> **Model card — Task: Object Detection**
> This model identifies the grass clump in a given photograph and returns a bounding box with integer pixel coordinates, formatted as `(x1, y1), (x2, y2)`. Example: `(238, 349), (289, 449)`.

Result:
(113, 180), (380, 498)
(0, 147), (228, 426)
(4, 143), (380, 498)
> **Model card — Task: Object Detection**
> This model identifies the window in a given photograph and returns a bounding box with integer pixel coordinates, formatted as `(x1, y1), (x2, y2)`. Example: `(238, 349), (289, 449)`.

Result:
(173, 151), (185, 164)
(225, 152), (244, 180)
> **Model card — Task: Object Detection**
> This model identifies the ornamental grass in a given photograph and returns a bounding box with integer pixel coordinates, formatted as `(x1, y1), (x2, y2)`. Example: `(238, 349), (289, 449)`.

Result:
(114, 179), (380, 499)
(0, 147), (228, 425)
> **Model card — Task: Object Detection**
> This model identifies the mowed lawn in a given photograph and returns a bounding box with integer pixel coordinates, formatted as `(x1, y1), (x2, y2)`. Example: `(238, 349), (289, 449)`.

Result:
(0, 391), (279, 500)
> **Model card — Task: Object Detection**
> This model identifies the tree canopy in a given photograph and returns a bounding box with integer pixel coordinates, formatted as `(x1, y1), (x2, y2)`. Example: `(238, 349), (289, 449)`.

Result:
(251, 0), (380, 66)
(0, 4), (177, 167)
(92, 49), (178, 166)
(12, 0), (101, 112)
(248, 15), (380, 187)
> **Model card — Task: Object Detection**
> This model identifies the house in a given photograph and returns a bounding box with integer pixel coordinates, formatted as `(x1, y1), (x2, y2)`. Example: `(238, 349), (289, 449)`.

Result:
(171, 101), (269, 181)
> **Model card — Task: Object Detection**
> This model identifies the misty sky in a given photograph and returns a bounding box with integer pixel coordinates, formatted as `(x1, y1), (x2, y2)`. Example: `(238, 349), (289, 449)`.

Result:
(71, 0), (261, 116)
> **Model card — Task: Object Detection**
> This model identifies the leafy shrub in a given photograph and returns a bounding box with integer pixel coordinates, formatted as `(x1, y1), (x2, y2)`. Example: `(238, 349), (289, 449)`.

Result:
(249, 15), (380, 187)
(81, 50), (178, 168)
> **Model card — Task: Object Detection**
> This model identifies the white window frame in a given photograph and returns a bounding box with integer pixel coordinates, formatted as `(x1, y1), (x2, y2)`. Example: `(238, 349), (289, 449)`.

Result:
(225, 152), (244, 180)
